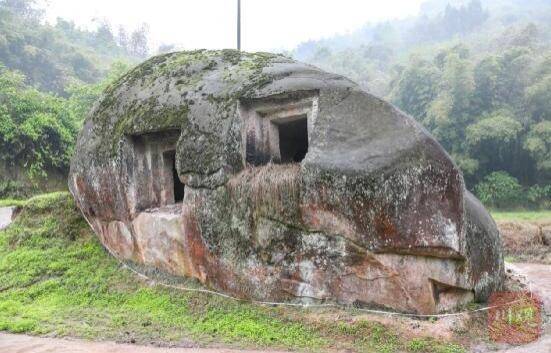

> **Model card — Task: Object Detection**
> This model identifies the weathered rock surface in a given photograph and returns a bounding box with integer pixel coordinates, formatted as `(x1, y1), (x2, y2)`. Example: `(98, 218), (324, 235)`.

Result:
(69, 50), (504, 314)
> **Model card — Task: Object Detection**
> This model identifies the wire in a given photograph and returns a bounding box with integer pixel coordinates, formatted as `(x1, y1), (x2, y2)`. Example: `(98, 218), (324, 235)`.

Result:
(72, 196), (538, 320)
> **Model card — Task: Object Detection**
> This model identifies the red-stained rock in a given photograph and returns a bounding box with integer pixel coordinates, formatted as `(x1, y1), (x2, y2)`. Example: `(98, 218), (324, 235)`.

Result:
(69, 50), (504, 314)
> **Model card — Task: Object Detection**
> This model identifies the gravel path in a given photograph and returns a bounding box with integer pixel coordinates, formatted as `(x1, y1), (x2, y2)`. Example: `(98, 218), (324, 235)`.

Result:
(493, 263), (551, 353)
(0, 333), (290, 353)
(509, 263), (551, 313)
(1, 207), (549, 353)
(496, 334), (551, 353)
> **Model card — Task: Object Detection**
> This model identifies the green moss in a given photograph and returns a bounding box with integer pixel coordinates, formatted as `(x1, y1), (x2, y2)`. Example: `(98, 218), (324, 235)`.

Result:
(221, 49), (242, 64)
(86, 50), (282, 159)
(114, 100), (188, 136)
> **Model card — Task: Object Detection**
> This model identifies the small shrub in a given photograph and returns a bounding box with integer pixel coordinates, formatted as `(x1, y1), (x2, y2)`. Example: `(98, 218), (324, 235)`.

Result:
(527, 184), (551, 209)
(435, 343), (466, 353)
(408, 338), (429, 351)
(475, 171), (523, 209)
(0, 180), (30, 199)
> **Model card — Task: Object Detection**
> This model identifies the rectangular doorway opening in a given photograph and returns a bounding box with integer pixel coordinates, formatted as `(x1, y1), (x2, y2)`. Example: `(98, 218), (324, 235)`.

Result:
(163, 150), (185, 203)
(276, 116), (308, 163)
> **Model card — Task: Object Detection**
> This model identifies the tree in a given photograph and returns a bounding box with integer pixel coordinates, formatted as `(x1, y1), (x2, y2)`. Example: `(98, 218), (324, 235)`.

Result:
(157, 44), (175, 55)
(0, 61), (130, 191)
(129, 23), (150, 58)
(0, 0), (42, 20)
(65, 61), (130, 125)
(425, 51), (474, 152)
(524, 121), (551, 177)
(525, 75), (551, 123)
(117, 26), (129, 52)
(473, 56), (501, 113)
(475, 171), (523, 209)
(0, 65), (77, 181)
(466, 111), (523, 179)
(94, 19), (115, 48)
(312, 47), (331, 62)
(497, 48), (532, 118)
(389, 57), (440, 121)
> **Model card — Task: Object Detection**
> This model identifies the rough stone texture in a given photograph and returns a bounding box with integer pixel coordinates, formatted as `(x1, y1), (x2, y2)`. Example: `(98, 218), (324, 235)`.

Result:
(69, 50), (504, 314)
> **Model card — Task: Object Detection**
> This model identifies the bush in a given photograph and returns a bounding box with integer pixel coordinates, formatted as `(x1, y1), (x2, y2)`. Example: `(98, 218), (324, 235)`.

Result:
(0, 179), (29, 199)
(0, 66), (77, 182)
(475, 171), (523, 209)
(527, 184), (551, 209)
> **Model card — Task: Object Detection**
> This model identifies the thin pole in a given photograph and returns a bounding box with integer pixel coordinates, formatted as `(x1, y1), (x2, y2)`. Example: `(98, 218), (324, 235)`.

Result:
(237, 0), (241, 50)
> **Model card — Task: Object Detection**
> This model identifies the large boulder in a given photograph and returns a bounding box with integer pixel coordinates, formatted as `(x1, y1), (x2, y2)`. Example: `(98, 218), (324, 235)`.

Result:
(69, 50), (504, 314)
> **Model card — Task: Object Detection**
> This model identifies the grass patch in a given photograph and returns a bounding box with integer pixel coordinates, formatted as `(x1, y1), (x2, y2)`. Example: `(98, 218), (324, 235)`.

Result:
(0, 199), (27, 208)
(406, 338), (465, 353)
(0, 192), (322, 349)
(0, 192), (468, 352)
(328, 321), (466, 353)
(491, 210), (551, 221)
(504, 255), (519, 263)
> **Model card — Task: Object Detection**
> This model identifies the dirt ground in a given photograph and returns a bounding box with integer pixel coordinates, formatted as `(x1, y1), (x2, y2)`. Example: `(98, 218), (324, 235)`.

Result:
(497, 220), (551, 264)
(0, 333), (291, 353)
(494, 335), (551, 353)
(472, 262), (551, 353)
(508, 263), (551, 313)
(1, 262), (549, 353)
(0, 209), (549, 353)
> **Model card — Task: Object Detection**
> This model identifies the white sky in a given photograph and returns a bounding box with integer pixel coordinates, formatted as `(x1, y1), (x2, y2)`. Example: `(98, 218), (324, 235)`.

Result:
(44, 0), (425, 51)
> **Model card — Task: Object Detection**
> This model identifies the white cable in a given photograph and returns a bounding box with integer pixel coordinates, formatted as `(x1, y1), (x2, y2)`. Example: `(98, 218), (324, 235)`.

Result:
(71, 198), (539, 320)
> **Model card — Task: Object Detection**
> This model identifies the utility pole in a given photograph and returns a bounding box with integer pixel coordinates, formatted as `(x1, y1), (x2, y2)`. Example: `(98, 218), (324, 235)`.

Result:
(237, 0), (241, 50)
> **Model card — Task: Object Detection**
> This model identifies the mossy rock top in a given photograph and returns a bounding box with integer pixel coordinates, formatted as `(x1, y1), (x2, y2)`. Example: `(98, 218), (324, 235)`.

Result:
(83, 50), (351, 156)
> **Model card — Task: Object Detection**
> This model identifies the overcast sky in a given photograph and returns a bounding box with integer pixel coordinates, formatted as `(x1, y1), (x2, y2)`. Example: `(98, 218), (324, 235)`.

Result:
(44, 0), (425, 51)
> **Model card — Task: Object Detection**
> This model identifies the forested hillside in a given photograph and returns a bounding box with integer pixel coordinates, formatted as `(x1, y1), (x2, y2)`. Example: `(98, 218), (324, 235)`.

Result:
(296, 0), (550, 209)
(0, 0), (137, 197)
(0, 0), (147, 94)
(0, 0), (548, 209)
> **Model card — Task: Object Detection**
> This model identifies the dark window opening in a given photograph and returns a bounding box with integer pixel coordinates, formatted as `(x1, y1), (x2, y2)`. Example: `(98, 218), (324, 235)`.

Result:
(164, 150), (185, 203)
(277, 116), (308, 163)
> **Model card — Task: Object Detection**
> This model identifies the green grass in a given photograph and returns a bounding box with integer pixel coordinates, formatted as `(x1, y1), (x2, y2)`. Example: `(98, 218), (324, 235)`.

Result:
(0, 192), (467, 352)
(329, 321), (466, 353)
(0, 198), (27, 207)
(491, 210), (551, 221)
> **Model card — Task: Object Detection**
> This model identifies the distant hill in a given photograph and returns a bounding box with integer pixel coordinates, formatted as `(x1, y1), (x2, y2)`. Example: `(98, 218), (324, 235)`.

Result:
(0, 0), (147, 94)
(294, 0), (551, 97)
(293, 0), (551, 208)
(0, 0), (140, 197)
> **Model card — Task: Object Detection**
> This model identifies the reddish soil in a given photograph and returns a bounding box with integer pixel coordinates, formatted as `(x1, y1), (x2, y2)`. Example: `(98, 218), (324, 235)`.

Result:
(484, 263), (551, 353)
